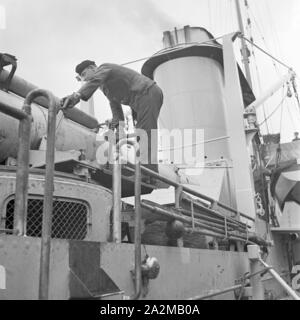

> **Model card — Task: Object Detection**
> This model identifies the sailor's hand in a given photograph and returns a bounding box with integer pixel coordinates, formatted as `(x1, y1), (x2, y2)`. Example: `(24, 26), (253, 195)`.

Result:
(104, 118), (112, 129)
(60, 92), (81, 109)
(105, 118), (119, 130)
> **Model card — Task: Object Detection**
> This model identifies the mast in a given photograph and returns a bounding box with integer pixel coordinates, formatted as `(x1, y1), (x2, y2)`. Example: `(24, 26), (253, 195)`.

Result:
(235, 0), (253, 89)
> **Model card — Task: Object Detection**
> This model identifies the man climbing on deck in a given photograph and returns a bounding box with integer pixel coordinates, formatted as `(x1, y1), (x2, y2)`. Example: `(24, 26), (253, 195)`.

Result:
(60, 60), (164, 173)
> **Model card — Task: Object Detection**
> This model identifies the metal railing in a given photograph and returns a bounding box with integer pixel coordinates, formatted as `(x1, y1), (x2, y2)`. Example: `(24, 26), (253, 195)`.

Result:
(25, 90), (57, 300)
(123, 162), (272, 247)
(111, 140), (273, 299)
(141, 200), (254, 244)
(258, 257), (300, 300)
(0, 95), (33, 235)
(188, 245), (300, 300)
(113, 138), (142, 300)
(188, 266), (270, 300)
(112, 138), (264, 300)
(0, 88), (57, 300)
(125, 163), (255, 222)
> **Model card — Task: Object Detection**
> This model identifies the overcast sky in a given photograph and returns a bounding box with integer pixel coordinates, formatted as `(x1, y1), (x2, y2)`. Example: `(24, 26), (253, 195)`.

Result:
(1, 0), (299, 142)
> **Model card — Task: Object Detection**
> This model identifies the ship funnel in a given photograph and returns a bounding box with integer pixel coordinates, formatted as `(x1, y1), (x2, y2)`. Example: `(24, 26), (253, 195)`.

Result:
(162, 25), (216, 48)
(143, 26), (230, 163)
(142, 26), (257, 221)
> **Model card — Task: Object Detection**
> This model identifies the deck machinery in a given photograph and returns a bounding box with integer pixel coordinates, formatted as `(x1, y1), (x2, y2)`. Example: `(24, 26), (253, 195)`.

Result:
(0, 26), (299, 300)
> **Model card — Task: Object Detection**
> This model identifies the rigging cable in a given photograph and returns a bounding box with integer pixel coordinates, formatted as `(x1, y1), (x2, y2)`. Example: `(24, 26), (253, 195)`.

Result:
(244, 0), (269, 134)
(292, 92), (300, 123)
(119, 13), (292, 74)
(121, 34), (226, 67)
(275, 88), (286, 169)
(265, 0), (285, 66)
(55, 110), (65, 132)
(224, 0), (230, 34)
(285, 83), (298, 132)
(279, 98), (284, 137)
(292, 78), (300, 112)
(244, 1), (272, 222)
(121, 56), (152, 67)
(248, 1), (299, 136)
(216, 0), (220, 35)
(36, 104), (48, 125)
(250, 0), (283, 77)
(258, 86), (286, 127)
(249, 1), (282, 77)
(241, 36), (292, 70)
(207, 0), (212, 31)
(275, 109), (283, 169)
(286, 100), (297, 133)
(253, 59), (270, 133)
(230, 0), (235, 32)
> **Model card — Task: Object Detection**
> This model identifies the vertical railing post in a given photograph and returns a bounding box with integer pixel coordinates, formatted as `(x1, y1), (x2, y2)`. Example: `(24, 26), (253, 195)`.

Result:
(112, 144), (122, 243)
(174, 185), (184, 247)
(247, 245), (264, 300)
(0, 100), (32, 236)
(133, 141), (141, 300)
(3, 88), (57, 299)
(13, 106), (32, 235)
(21, 89), (57, 300)
(39, 90), (57, 300)
(175, 185), (183, 209)
(116, 138), (142, 300)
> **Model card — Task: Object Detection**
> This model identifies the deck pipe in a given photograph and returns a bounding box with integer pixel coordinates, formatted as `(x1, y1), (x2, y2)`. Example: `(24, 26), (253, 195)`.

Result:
(141, 201), (250, 242)
(0, 70), (99, 129)
(112, 144), (122, 243)
(181, 197), (249, 229)
(132, 143), (142, 300)
(126, 163), (255, 222)
(20, 89), (58, 301)
(179, 208), (247, 233)
(0, 100), (32, 235)
(116, 138), (142, 300)
(188, 267), (271, 300)
(259, 258), (300, 300)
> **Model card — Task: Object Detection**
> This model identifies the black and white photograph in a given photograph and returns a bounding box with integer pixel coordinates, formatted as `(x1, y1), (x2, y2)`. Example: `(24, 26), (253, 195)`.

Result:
(0, 0), (299, 307)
